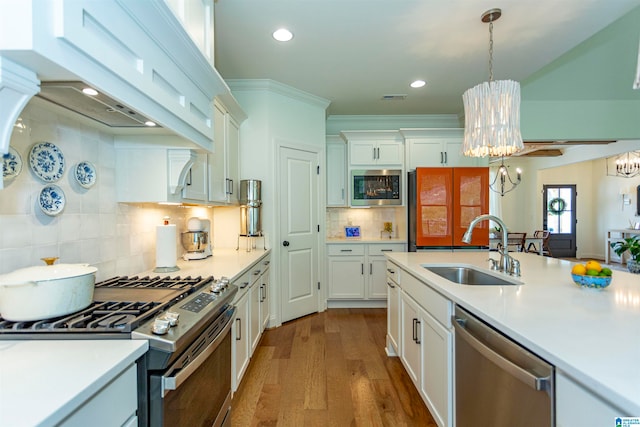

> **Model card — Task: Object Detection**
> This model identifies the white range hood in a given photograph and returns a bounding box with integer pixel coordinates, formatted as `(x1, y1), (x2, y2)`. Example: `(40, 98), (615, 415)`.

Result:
(0, 0), (244, 163)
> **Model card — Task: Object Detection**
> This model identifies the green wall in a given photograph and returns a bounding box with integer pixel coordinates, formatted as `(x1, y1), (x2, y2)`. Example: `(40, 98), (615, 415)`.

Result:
(521, 5), (640, 140)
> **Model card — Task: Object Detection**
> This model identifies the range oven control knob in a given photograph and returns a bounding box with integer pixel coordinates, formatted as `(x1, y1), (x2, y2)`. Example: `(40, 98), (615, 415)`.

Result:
(152, 318), (170, 335)
(164, 311), (180, 326)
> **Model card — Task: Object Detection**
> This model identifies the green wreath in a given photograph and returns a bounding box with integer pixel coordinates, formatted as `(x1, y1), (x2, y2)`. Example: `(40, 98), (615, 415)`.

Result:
(548, 197), (565, 215)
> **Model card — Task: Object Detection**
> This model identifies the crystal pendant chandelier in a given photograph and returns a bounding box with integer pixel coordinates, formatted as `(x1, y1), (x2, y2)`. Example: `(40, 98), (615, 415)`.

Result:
(462, 8), (524, 158)
(490, 156), (522, 196)
(607, 151), (640, 178)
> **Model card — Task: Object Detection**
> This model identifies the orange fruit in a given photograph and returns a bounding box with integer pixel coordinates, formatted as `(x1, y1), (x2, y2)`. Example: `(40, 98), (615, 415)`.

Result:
(571, 264), (587, 275)
(585, 260), (602, 273)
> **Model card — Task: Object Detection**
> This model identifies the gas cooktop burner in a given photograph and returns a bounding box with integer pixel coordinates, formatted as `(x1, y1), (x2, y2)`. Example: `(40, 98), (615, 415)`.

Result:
(0, 275), (214, 336)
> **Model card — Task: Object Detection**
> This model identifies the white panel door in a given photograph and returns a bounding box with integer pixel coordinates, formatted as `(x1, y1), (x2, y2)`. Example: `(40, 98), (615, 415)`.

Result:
(279, 146), (320, 323)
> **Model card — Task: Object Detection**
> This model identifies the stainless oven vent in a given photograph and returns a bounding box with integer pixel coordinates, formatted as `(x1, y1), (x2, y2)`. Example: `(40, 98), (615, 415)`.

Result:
(37, 81), (161, 128)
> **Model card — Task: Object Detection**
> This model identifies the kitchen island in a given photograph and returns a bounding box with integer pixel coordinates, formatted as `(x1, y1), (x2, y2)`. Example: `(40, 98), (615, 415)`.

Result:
(386, 251), (640, 423)
(0, 340), (148, 426)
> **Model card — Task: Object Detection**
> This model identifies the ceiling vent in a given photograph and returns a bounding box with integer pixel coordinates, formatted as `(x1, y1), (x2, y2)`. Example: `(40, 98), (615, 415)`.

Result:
(36, 81), (161, 128)
(381, 94), (407, 101)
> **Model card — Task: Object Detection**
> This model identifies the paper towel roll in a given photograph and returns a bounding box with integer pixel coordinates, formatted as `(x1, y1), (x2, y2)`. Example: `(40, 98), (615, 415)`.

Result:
(156, 224), (178, 268)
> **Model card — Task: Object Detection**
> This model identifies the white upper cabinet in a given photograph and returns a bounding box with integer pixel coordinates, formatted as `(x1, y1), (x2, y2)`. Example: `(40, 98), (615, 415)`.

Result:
(163, 0), (215, 66)
(326, 135), (347, 207)
(401, 128), (488, 169)
(208, 99), (240, 205)
(342, 130), (404, 168)
(0, 0), (245, 152)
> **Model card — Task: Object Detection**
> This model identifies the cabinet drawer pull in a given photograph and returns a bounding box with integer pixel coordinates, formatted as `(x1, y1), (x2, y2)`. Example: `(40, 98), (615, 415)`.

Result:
(387, 268), (395, 274)
(369, 263), (372, 275)
(235, 318), (241, 340)
(240, 282), (249, 289)
(415, 320), (421, 344)
(340, 249), (353, 252)
(412, 318), (417, 342)
(380, 249), (392, 252)
(253, 269), (261, 276)
(387, 281), (395, 289)
(361, 263), (364, 275)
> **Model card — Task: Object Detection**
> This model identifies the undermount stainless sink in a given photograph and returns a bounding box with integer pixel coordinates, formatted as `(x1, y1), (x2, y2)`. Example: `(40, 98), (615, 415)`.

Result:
(423, 265), (519, 286)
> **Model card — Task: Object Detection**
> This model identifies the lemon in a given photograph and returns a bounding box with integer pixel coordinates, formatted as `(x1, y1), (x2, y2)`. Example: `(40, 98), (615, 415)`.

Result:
(571, 264), (587, 275)
(586, 268), (600, 276)
(585, 260), (602, 273)
(601, 267), (613, 277)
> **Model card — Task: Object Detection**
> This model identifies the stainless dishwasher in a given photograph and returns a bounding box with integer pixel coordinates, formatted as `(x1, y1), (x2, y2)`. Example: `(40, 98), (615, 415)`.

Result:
(453, 306), (555, 427)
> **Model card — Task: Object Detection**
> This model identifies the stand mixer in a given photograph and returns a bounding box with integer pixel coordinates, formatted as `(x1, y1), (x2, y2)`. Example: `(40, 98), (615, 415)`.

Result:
(181, 217), (212, 260)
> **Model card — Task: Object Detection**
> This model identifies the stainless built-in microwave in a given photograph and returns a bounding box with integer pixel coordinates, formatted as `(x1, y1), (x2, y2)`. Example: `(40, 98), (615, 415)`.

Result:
(351, 169), (402, 206)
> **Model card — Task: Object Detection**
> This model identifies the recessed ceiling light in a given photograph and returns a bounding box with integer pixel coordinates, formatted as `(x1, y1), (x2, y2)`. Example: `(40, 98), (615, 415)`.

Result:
(145, 121), (157, 127)
(410, 80), (426, 88)
(272, 28), (293, 42)
(82, 87), (99, 96)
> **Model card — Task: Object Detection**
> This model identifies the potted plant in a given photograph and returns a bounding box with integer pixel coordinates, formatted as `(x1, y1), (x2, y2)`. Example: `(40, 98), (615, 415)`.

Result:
(610, 236), (640, 274)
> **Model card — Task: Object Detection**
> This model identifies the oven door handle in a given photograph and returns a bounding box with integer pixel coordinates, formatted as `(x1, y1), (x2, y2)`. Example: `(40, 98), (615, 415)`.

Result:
(162, 308), (235, 396)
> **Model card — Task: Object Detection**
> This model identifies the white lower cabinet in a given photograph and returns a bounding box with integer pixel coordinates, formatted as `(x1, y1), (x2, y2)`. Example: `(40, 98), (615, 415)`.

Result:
(61, 363), (137, 427)
(232, 253), (271, 393)
(420, 310), (452, 427)
(556, 371), (627, 427)
(396, 269), (453, 427)
(400, 292), (423, 386)
(327, 243), (405, 303)
(386, 262), (400, 356)
(250, 278), (261, 354)
(232, 282), (250, 392)
(259, 265), (271, 332)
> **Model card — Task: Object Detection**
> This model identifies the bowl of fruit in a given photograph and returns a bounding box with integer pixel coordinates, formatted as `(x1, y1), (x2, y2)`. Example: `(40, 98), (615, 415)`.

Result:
(571, 260), (612, 289)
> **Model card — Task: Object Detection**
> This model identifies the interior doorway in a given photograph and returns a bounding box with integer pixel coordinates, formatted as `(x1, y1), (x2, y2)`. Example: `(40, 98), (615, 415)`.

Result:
(542, 185), (577, 258)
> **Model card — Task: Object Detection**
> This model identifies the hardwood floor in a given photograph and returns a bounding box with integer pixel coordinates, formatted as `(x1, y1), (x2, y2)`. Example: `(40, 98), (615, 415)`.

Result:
(231, 308), (437, 427)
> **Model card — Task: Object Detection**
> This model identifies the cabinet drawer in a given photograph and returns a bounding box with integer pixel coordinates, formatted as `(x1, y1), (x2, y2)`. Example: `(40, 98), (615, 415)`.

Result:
(327, 244), (365, 256)
(368, 243), (405, 256)
(232, 270), (252, 302)
(401, 272), (452, 328)
(386, 261), (400, 284)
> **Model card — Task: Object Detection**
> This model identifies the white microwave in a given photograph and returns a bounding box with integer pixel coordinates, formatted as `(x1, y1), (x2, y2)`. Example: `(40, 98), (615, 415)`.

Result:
(351, 169), (402, 206)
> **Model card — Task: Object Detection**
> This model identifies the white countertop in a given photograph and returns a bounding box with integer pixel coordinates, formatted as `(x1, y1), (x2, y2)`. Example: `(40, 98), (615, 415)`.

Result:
(0, 340), (148, 427)
(142, 248), (271, 280)
(385, 251), (640, 414)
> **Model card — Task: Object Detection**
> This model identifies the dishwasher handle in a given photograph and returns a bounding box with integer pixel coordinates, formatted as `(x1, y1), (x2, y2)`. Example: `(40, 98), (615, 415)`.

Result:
(453, 316), (552, 393)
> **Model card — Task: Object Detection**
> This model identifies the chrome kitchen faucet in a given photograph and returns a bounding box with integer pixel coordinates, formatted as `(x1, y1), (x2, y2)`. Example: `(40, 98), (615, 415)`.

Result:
(462, 214), (520, 277)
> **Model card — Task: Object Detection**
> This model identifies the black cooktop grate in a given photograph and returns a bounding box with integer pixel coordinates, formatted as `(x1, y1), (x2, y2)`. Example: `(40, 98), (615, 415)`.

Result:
(95, 275), (212, 290)
(0, 275), (214, 335)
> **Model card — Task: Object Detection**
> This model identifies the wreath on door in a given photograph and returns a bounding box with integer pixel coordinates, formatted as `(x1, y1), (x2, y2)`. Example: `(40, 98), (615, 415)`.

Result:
(548, 197), (566, 215)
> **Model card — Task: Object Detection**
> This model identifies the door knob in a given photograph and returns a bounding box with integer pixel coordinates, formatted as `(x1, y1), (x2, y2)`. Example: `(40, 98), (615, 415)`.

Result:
(283, 241), (290, 247)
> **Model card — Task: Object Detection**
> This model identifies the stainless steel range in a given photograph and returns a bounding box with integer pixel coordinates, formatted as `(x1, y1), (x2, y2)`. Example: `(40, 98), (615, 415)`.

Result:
(0, 275), (237, 427)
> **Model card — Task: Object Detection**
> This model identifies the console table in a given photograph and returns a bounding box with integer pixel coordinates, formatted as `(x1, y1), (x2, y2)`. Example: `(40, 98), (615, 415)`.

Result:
(605, 229), (640, 263)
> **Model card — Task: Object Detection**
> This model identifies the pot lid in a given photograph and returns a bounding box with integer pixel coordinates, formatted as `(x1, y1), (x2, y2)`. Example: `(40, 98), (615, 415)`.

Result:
(0, 264), (97, 286)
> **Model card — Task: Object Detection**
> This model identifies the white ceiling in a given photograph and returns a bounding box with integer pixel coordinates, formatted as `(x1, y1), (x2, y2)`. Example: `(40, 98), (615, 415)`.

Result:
(213, 0), (640, 117)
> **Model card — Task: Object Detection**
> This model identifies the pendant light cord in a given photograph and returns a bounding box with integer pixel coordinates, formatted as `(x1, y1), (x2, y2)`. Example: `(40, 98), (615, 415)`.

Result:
(488, 19), (494, 82)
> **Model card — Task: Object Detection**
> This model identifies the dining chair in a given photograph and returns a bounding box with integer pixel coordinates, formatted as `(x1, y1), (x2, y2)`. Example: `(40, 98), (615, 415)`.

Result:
(506, 232), (527, 252)
(527, 230), (553, 256)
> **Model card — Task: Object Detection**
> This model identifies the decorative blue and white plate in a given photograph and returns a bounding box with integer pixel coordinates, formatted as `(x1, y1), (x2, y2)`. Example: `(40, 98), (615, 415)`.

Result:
(2, 146), (23, 180)
(75, 161), (97, 189)
(29, 142), (65, 183)
(39, 185), (66, 216)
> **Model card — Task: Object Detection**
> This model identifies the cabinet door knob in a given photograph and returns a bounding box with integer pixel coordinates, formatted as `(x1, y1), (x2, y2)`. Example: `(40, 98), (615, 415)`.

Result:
(283, 240), (290, 247)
